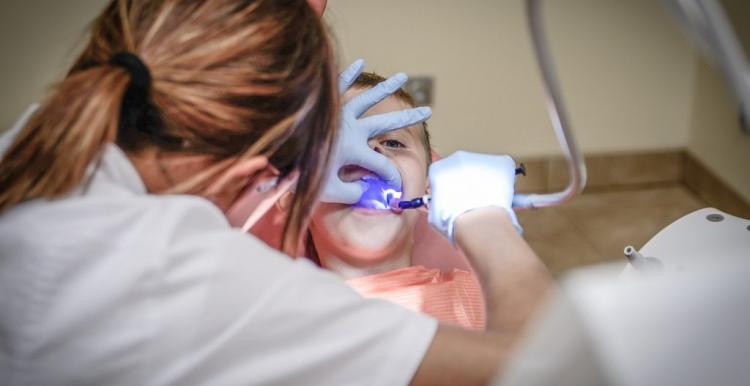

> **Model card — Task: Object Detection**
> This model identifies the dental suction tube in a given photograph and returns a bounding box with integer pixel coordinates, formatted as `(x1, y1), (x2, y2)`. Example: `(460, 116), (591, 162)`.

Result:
(512, 0), (588, 209)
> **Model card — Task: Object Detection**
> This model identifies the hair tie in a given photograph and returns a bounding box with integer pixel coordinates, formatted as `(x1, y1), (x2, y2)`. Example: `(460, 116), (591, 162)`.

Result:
(109, 52), (180, 147)
(109, 52), (151, 91)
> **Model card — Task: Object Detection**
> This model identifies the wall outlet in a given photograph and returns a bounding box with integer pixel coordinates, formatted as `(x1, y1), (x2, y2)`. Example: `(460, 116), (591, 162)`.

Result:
(404, 76), (434, 106)
(740, 106), (750, 135)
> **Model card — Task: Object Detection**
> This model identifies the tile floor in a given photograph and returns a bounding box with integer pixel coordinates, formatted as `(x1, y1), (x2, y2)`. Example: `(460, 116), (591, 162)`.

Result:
(517, 184), (707, 276)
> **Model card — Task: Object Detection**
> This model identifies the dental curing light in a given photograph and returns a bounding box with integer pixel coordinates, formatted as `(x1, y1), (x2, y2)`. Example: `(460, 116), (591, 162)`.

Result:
(351, 175), (403, 210)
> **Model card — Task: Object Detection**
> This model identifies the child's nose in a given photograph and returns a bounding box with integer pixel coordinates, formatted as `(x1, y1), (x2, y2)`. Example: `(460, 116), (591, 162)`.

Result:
(368, 139), (384, 154)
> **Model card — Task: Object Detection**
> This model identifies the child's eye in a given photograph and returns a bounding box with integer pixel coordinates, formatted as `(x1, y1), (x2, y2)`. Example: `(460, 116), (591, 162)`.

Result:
(380, 139), (406, 149)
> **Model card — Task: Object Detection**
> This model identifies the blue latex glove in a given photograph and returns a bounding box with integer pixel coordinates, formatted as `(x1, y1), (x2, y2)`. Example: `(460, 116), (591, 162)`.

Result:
(320, 59), (432, 204)
(428, 151), (522, 242)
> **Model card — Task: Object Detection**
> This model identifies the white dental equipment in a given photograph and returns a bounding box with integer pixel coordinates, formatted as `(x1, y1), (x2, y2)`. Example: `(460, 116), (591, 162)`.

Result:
(511, 0), (588, 209)
(522, 0), (750, 270)
(493, 2), (750, 384)
(621, 208), (750, 278)
(621, 0), (750, 271)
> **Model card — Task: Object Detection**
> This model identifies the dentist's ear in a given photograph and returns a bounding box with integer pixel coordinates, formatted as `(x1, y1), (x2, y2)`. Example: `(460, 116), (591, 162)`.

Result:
(276, 191), (294, 212)
(306, 0), (327, 16)
(204, 156), (270, 211)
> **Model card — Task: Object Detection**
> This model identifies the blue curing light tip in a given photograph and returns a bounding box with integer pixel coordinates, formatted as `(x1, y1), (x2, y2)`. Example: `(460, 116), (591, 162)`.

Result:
(351, 176), (402, 210)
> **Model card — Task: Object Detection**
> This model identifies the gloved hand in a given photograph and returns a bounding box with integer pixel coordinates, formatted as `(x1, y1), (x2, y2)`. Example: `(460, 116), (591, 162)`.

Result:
(428, 151), (522, 242)
(319, 59), (432, 204)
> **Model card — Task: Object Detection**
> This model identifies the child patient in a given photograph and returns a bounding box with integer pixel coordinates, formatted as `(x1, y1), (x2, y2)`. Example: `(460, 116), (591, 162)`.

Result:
(307, 73), (486, 330)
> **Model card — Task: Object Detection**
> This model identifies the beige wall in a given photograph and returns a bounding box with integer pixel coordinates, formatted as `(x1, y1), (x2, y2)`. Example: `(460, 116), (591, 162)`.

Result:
(1, 0), (695, 157)
(686, 0), (750, 202)
(326, 0), (696, 156)
(0, 0), (108, 130)
(1, 0), (745, 200)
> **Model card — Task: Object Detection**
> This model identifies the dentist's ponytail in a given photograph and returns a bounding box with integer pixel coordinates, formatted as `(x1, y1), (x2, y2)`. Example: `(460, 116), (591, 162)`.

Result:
(0, 65), (128, 211)
(0, 0), (339, 253)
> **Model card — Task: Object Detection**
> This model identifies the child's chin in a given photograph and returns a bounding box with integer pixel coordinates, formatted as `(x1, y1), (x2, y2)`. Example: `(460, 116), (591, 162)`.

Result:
(350, 206), (397, 216)
(342, 228), (405, 252)
(346, 213), (403, 232)
(338, 243), (402, 264)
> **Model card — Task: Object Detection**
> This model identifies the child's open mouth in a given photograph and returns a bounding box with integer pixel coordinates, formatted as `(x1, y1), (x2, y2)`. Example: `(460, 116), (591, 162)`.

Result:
(347, 172), (403, 212)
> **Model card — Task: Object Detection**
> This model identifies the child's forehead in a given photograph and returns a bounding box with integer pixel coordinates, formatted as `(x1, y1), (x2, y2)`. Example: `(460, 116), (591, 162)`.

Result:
(396, 122), (426, 140)
(343, 87), (412, 109)
(344, 86), (425, 141)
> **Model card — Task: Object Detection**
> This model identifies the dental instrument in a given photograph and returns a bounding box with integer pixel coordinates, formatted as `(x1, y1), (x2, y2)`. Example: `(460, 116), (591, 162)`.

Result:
(623, 245), (664, 273)
(618, 0), (750, 274)
(620, 208), (750, 279)
(519, 0), (749, 212)
(351, 175), (403, 210)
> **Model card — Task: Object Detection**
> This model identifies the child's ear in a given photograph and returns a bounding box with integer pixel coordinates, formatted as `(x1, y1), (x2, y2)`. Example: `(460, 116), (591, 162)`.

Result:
(430, 148), (440, 162)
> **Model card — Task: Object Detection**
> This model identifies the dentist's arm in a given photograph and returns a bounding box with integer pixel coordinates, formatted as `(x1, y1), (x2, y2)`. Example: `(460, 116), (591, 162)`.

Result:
(455, 208), (551, 335)
(410, 152), (555, 386)
(320, 60), (432, 204)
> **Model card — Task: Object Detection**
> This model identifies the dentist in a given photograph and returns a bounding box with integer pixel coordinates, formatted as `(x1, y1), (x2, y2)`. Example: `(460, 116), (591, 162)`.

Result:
(0, 1), (552, 385)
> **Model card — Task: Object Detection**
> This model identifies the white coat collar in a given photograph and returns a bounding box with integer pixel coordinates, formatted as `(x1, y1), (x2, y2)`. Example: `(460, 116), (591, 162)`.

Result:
(2, 103), (147, 196)
(85, 144), (148, 195)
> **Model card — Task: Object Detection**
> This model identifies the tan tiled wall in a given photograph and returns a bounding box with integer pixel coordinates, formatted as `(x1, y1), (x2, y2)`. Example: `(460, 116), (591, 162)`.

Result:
(516, 150), (685, 193)
(514, 149), (750, 217)
(548, 151), (684, 191)
(518, 186), (705, 275)
(684, 153), (750, 219)
(514, 149), (749, 276)
(516, 149), (750, 218)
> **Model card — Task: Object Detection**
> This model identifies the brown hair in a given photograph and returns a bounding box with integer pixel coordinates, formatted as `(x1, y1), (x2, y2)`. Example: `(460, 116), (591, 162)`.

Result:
(0, 0), (338, 253)
(350, 72), (431, 163)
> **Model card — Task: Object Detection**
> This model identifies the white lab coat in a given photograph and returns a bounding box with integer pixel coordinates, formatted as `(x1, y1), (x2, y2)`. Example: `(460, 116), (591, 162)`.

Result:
(0, 108), (437, 386)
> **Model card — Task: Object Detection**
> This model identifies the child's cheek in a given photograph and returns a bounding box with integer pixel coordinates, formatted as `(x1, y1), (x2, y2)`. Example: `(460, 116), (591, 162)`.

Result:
(395, 157), (427, 197)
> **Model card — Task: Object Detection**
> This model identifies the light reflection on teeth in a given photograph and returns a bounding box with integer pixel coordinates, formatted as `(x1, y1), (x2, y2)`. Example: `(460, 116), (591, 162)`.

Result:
(351, 176), (403, 210)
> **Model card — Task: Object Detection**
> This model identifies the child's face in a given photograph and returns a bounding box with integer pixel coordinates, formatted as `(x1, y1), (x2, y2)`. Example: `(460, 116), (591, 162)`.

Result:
(310, 90), (429, 266)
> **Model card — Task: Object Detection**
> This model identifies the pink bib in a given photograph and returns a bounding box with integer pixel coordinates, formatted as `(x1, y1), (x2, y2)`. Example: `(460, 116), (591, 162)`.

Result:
(346, 265), (486, 330)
